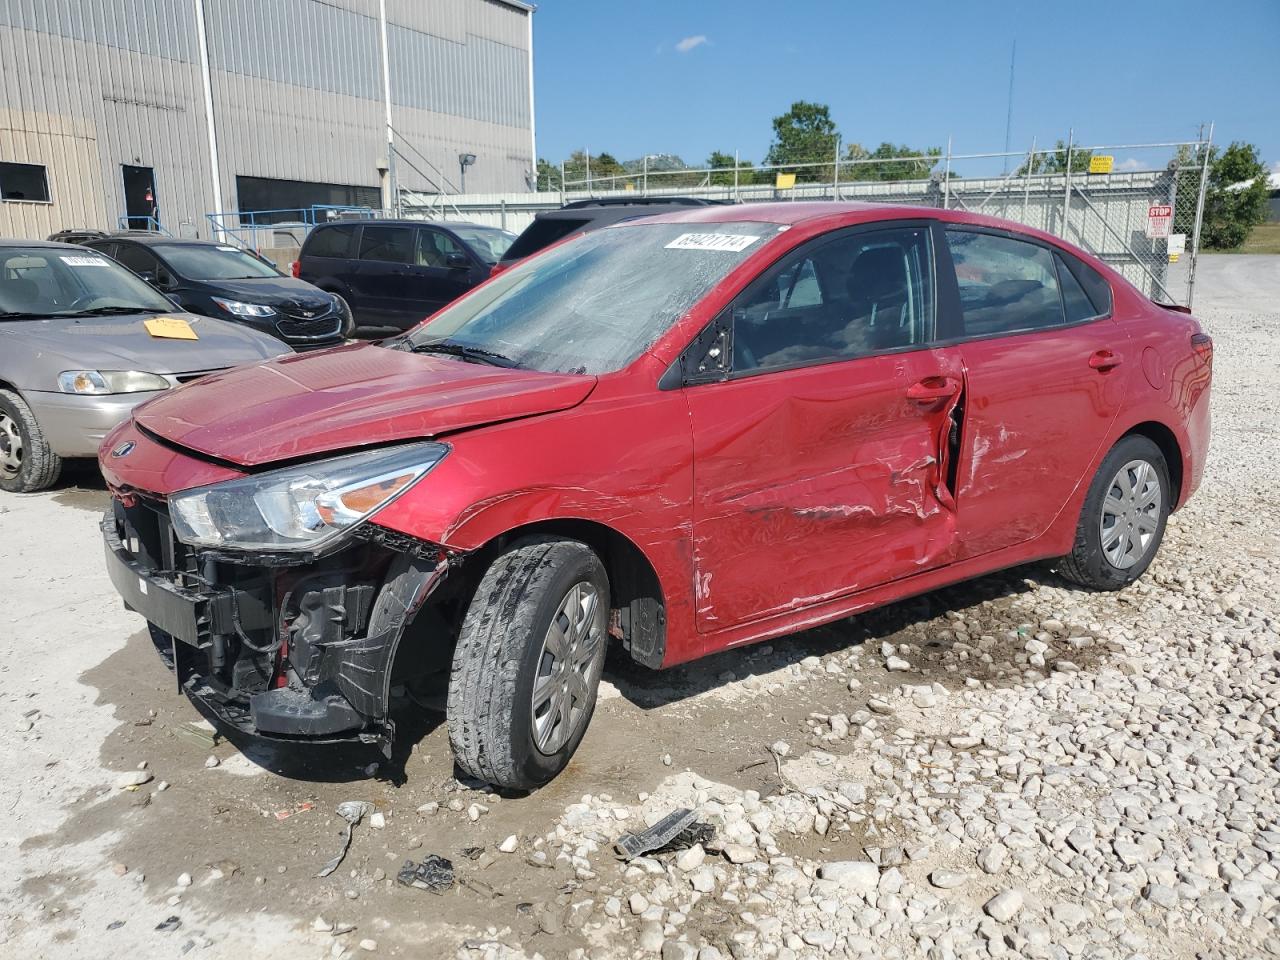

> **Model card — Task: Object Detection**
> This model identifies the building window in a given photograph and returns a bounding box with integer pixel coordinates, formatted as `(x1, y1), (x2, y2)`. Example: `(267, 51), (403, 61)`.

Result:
(0, 162), (52, 203)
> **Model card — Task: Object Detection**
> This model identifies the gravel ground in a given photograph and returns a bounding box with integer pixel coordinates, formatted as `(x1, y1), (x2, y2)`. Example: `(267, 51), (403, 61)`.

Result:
(1, 256), (1276, 960)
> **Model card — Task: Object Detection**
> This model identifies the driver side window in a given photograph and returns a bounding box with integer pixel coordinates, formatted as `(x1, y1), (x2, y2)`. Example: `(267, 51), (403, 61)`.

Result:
(731, 226), (934, 373)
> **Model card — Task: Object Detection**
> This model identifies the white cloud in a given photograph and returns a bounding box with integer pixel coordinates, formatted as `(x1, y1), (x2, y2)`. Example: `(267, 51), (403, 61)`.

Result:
(675, 35), (708, 53)
(1115, 157), (1143, 171)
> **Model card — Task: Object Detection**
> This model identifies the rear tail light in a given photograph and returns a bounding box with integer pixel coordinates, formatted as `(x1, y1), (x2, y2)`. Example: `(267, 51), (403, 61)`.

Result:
(1191, 332), (1213, 363)
(290, 260), (301, 278)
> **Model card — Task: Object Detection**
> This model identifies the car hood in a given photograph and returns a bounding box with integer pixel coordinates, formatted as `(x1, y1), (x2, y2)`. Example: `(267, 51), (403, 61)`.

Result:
(195, 275), (332, 308)
(133, 341), (598, 467)
(4, 311), (289, 379)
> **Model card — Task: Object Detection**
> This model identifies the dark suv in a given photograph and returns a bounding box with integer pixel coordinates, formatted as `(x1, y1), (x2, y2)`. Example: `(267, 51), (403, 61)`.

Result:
(295, 220), (516, 330)
(86, 235), (351, 350)
(494, 197), (733, 274)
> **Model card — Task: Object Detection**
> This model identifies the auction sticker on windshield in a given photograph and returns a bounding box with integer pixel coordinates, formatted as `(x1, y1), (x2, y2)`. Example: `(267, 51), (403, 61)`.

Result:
(143, 316), (199, 340)
(59, 255), (110, 266)
(665, 233), (762, 253)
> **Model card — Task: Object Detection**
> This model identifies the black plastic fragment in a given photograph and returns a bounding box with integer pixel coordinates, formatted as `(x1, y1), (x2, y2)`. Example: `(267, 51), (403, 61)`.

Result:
(460, 846), (485, 861)
(397, 854), (454, 893)
(155, 916), (182, 932)
(615, 808), (714, 860)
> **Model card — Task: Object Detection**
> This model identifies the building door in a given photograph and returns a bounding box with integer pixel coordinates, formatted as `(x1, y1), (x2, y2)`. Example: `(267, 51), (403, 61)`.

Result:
(122, 165), (158, 230)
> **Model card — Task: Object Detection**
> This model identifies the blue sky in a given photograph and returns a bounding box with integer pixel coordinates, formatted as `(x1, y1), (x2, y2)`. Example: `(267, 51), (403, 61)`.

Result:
(531, 0), (1280, 174)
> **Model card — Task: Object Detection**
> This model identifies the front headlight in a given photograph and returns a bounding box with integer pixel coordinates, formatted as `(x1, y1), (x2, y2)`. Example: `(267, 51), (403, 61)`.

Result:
(169, 443), (448, 553)
(212, 297), (276, 319)
(58, 370), (171, 395)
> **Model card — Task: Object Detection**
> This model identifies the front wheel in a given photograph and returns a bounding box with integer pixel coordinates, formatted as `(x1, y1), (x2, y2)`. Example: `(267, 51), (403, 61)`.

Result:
(447, 536), (609, 790)
(0, 389), (62, 493)
(1059, 434), (1171, 590)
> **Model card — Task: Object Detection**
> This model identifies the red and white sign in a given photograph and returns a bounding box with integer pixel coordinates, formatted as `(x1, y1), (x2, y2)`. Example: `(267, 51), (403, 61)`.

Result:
(1146, 204), (1173, 239)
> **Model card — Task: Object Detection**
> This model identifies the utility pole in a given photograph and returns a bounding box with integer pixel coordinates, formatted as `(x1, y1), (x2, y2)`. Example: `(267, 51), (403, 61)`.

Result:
(1002, 40), (1016, 174)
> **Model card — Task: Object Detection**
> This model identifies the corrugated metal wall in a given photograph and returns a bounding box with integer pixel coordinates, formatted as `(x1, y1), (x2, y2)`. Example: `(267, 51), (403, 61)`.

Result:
(0, 0), (211, 239)
(0, 0), (534, 240)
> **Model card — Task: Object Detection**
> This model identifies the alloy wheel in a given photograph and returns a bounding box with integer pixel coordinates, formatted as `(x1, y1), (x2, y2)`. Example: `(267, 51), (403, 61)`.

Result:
(530, 581), (601, 754)
(0, 412), (22, 480)
(1100, 458), (1162, 570)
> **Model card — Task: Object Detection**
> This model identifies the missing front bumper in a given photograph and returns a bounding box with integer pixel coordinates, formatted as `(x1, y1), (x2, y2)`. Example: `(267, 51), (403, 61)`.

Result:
(102, 504), (450, 748)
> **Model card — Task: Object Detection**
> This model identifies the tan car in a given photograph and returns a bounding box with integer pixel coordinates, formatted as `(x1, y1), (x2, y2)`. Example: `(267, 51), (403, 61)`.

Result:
(0, 240), (291, 493)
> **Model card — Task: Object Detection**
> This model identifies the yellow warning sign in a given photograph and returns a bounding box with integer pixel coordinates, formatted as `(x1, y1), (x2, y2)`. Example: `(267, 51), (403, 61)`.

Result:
(143, 316), (199, 340)
(775, 172), (797, 190)
(1088, 155), (1114, 174)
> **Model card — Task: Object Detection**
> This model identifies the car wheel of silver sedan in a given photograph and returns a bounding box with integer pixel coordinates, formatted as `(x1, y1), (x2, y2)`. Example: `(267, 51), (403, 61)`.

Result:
(0, 389), (62, 494)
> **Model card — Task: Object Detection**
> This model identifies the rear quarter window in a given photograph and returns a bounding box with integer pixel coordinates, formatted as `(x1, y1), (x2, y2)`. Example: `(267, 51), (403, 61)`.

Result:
(1056, 250), (1112, 317)
(303, 225), (356, 259)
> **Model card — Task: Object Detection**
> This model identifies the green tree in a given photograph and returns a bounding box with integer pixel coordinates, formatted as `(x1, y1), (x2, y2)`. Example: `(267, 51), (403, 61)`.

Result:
(590, 151), (627, 187)
(1016, 139), (1094, 175)
(1200, 142), (1270, 249)
(706, 150), (755, 186)
(765, 101), (839, 182)
(862, 142), (941, 181)
(536, 158), (561, 191)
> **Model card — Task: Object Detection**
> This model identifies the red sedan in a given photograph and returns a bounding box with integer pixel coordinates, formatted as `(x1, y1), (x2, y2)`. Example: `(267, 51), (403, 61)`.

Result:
(99, 203), (1212, 789)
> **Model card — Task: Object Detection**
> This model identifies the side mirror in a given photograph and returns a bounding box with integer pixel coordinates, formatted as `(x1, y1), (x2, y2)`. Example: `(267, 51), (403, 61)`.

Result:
(445, 252), (470, 270)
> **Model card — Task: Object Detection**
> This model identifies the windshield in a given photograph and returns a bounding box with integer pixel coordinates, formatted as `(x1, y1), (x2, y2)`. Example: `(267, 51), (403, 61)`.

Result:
(449, 226), (517, 264)
(406, 221), (776, 374)
(0, 248), (174, 317)
(156, 243), (280, 280)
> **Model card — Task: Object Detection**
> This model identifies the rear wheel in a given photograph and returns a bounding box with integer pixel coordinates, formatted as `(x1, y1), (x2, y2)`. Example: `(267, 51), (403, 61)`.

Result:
(0, 389), (62, 493)
(447, 536), (609, 790)
(1059, 435), (1170, 590)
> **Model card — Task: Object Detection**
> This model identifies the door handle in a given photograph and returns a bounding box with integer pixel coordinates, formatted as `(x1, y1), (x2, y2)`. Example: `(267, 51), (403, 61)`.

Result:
(1088, 349), (1122, 371)
(906, 376), (961, 403)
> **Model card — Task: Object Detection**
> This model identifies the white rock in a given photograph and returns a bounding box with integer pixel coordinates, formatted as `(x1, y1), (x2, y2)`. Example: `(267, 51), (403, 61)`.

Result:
(929, 869), (970, 889)
(497, 834), (518, 853)
(984, 889), (1024, 922)
(114, 771), (153, 789)
(675, 844), (706, 871)
(818, 861), (879, 894)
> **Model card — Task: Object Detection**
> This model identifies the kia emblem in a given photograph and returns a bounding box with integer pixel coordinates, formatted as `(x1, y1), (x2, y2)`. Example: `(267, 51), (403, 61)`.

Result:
(111, 441), (135, 458)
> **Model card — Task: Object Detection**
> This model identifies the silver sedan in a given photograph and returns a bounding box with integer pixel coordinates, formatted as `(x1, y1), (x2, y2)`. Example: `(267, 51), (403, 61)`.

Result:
(0, 240), (292, 492)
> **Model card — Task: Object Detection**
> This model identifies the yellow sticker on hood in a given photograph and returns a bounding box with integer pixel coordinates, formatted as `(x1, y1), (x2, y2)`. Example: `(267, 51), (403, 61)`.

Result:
(143, 316), (199, 340)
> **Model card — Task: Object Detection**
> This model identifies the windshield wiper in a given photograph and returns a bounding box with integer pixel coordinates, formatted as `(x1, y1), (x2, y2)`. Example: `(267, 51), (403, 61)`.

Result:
(56, 306), (167, 317)
(409, 340), (522, 368)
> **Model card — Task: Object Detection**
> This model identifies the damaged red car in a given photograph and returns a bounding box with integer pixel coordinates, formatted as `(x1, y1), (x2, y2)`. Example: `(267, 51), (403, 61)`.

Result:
(99, 203), (1212, 789)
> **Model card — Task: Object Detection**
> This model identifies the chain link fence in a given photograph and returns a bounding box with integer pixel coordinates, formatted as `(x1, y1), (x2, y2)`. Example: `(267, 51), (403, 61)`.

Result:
(420, 133), (1213, 307)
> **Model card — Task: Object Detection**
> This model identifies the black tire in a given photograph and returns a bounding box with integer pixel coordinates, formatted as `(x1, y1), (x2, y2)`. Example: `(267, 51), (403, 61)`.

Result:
(332, 294), (355, 338)
(1059, 435), (1170, 590)
(0, 389), (62, 494)
(447, 536), (609, 790)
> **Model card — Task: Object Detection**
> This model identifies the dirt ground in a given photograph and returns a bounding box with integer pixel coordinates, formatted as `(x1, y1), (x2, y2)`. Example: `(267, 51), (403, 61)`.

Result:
(0, 256), (1274, 959)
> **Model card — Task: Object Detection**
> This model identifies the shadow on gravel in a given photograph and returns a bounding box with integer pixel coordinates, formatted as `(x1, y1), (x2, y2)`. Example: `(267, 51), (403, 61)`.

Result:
(602, 561), (1056, 710)
(49, 459), (110, 511)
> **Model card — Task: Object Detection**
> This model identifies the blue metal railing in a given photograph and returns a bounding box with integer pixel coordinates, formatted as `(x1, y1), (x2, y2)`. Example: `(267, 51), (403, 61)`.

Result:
(204, 205), (381, 251)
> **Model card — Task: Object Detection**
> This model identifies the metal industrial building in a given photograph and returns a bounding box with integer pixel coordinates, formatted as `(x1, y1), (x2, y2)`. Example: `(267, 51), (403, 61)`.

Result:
(0, 0), (535, 241)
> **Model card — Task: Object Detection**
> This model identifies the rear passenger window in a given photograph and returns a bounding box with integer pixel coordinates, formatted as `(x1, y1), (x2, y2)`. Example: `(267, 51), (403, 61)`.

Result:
(358, 226), (414, 264)
(304, 225), (354, 258)
(732, 227), (933, 373)
(946, 230), (1064, 336)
